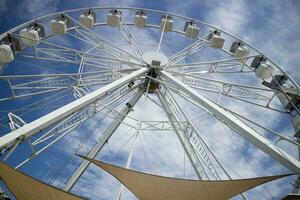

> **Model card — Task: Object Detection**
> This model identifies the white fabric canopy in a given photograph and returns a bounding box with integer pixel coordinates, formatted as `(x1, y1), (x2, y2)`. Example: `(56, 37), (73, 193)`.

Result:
(0, 161), (86, 200)
(80, 155), (292, 200)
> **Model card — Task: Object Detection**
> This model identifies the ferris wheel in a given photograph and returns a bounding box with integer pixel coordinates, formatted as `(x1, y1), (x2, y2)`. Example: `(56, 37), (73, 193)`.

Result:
(0, 6), (300, 200)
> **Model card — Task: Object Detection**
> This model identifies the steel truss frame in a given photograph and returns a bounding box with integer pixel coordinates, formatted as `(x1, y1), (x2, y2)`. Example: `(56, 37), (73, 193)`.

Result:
(0, 6), (299, 199)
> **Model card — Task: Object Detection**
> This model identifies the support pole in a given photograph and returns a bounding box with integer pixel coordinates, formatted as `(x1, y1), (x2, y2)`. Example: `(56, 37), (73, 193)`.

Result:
(157, 91), (207, 180)
(64, 88), (145, 191)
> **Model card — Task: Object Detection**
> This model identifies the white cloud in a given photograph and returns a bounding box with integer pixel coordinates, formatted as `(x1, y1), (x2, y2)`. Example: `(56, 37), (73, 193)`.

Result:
(0, 0), (8, 13)
(206, 0), (249, 36)
(16, 0), (60, 18)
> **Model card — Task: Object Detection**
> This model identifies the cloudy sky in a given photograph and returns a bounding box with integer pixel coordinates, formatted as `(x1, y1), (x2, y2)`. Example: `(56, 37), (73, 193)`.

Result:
(0, 0), (300, 200)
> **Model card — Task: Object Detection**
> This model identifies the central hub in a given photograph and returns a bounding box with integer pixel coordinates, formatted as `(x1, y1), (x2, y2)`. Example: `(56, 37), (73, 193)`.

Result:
(142, 51), (168, 68)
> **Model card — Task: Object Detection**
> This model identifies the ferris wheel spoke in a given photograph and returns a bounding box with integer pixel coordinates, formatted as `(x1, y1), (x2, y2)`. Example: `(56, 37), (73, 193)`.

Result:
(13, 32), (143, 72)
(117, 10), (144, 58)
(0, 68), (149, 157)
(18, 45), (143, 71)
(12, 83), (141, 169)
(32, 85), (138, 146)
(166, 83), (300, 148)
(167, 32), (211, 65)
(167, 55), (258, 73)
(64, 14), (142, 64)
(157, 85), (221, 180)
(0, 70), (133, 102)
(160, 70), (300, 173)
(167, 72), (287, 113)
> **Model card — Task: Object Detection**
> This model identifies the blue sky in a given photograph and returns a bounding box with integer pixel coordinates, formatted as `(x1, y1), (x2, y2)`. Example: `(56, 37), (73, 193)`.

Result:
(0, 0), (300, 200)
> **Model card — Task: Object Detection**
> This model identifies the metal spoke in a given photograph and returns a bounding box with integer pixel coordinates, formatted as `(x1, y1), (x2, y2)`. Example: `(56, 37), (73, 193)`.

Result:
(118, 10), (144, 58)
(167, 56), (257, 73)
(168, 32), (210, 65)
(14, 33), (143, 70)
(161, 70), (300, 173)
(158, 86), (219, 180)
(0, 70), (134, 102)
(167, 72), (287, 112)
(65, 14), (142, 63)
(0, 68), (149, 154)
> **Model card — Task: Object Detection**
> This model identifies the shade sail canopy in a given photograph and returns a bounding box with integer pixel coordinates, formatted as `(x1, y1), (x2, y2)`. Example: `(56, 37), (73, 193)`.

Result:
(0, 162), (86, 200)
(80, 155), (292, 200)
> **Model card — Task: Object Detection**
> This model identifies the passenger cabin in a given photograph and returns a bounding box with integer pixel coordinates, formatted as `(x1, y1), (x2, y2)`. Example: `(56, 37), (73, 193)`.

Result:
(251, 56), (273, 80)
(0, 44), (14, 65)
(230, 41), (249, 60)
(51, 14), (71, 35)
(19, 23), (45, 47)
(184, 21), (199, 39)
(0, 35), (22, 65)
(208, 30), (225, 49)
(134, 10), (147, 28)
(107, 9), (122, 27)
(80, 10), (96, 29)
(160, 15), (173, 32)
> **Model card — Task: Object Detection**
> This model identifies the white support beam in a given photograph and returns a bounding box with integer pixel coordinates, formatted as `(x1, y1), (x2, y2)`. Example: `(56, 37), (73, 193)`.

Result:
(0, 68), (149, 153)
(161, 70), (300, 173)
(64, 88), (145, 191)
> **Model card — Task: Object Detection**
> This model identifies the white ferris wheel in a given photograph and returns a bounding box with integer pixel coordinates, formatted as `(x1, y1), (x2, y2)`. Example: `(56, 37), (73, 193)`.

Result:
(0, 7), (300, 200)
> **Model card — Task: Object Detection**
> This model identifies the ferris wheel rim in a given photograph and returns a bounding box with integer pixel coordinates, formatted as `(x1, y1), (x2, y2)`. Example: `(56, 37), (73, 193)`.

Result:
(0, 6), (299, 199)
(0, 6), (299, 88)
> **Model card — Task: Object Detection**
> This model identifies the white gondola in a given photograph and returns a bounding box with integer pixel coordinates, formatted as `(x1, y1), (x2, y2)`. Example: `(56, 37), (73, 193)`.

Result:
(211, 35), (225, 49)
(51, 15), (70, 36)
(230, 42), (249, 59)
(80, 11), (96, 29)
(255, 62), (273, 80)
(184, 22), (199, 39)
(51, 20), (67, 35)
(134, 10), (147, 28)
(0, 44), (14, 64)
(20, 29), (40, 46)
(160, 15), (173, 32)
(234, 46), (249, 58)
(107, 9), (121, 27)
(207, 30), (224, 49)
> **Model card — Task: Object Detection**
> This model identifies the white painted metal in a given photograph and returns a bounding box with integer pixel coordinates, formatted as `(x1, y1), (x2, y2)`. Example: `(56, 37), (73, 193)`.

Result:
(142, 51), (168, 67)
(161, 70), (300, 173)
(0, 7), (299, 198)
(168, 33), (210, 65)
(0, 68), (149, 152)
(118, 11), (144, 58)
(8, 113), (27, 131)
(157, 91), (208, 179)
